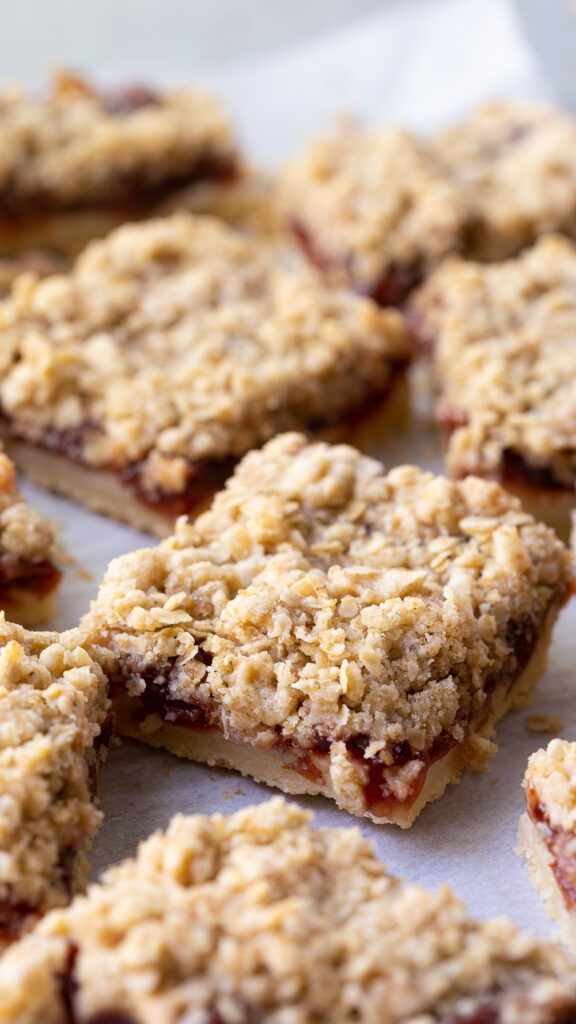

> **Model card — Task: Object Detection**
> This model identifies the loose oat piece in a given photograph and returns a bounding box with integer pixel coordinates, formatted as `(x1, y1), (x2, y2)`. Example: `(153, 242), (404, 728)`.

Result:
(2, 798), (576, 1024)
(520, 739), (576, 954)
(82, 433), (570, 828)
(410, 234), (576, 540)
(0, 69), (239, 257)
(438, 99), (576, 261)
(0, 213), (410, 536)
(277, 120), (467, 304)
(0, 449), (61, 625)
(0, 617), (110, 948)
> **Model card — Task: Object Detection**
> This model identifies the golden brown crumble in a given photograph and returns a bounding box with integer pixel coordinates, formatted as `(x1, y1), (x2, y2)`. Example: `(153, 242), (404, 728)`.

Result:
(524, 740), (576, 832)
(437, 99), (576, 261)
(0, 214), (409, 496)
(0, 450), (56, 571)
(0, 618), (109, 933)
(277, 120), (466, 293)
(82, 433), (570, 809)
(411, 235), (576, 485)
(0, 798), (574, 1024)
(0, 69), (237, 212)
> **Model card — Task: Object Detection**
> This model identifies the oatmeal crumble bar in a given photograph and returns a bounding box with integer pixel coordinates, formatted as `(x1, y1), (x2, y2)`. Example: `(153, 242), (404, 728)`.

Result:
(82, 433), (570, 827)
(277, 120), (467, 304)
(0, 618), (110, 948)
(410, 235), (576, 539)
(0, 213), (410, 536)
(438, 99), (576, 261)
(0, 69), (239, 256)
(0, 450), (60, 625)
(520, 740), (576, 954)
(0, 798), (575, 1024)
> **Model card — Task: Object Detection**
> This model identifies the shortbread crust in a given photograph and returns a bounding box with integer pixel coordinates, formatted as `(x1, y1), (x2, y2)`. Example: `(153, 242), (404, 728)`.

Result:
(0, 213), (409, 533)
(438, 99), (576, 261)
(1, 798), (576, 1024)
(278, 121), (466, 303)
(0, 619), (110, 948)
(0, 70), (238, 256)
(411, 235), (576, 539)
(0, 450), (61, 625)
(82, 433), (570, 826)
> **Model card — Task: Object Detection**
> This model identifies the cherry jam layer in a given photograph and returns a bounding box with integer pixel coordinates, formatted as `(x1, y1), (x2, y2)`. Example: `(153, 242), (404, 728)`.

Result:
(0, 558), (61, 598)
(114, 599), (556, 820)
(0, 153), (238, 218)
(526, 789), (576, 911)
(291, 218), (422, 306)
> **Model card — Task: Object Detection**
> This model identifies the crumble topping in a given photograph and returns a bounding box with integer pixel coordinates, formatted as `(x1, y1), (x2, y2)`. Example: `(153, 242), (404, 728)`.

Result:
(411, 235), (576, 484)
(0, 618), (109, 924)
(0, 798), (574, 1024)
(83, 433), (569, 798)
(437, 99), (576, 260)
(277, 120), (466, 290)
(0, 214), (409, 495)
(524, 740), (576, 833)
(0, 450), (56, 571)
(0, 70), (237, 212)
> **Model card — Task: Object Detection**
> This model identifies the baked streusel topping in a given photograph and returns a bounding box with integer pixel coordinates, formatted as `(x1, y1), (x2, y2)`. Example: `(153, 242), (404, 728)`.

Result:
(0, 214), (408, 496)
(0, 450), (56, 570)
(278, 121), (466, 293)
(524, 740), (576, 833)
(0, 70), (237, 212)
(411, 235), (576, 484)
(438, 99), (576, 261)
(0, 798), (574, 1024)
(0, 619), (109, 927)
(83, 433), (569, 789)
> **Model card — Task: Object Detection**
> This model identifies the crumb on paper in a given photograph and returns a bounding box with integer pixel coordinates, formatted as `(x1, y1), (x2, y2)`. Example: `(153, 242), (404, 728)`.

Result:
(525, 714), (565, 735)
(491, 776), (499, 785)
(232, 786), (245, 796)
(75, 566), (94, 582)
(220, 788), (232, 802)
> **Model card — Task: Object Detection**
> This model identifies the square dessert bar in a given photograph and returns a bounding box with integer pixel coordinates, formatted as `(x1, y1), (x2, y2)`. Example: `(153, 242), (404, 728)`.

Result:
(0, 69), (238, 257)
(437, 99), (576, 261)
(411, 235), (576, 540)
(1, 799), (576, 1024)
(0, 450), (60, 625)
(84, 433), (571, 828)
(277, 121), (467, 304)
(0, 213), (410, 537)
(520, 739), (576, 955)
(0, 619), (109, 948)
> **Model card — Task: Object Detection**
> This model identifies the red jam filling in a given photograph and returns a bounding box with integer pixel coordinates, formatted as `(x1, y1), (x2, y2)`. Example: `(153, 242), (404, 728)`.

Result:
(0, 558), (62, 599)
(291, 217), (422, 306)
(526, 788), (576, 910)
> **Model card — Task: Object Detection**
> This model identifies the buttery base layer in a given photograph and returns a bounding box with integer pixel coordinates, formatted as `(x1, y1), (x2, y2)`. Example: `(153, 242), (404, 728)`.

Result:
(114, 600), (559, 828)
(0, 582), (59, 628)
(0, 375), (409, 538)
(519, 813), (576, 954)
(0, 208), (132, 259)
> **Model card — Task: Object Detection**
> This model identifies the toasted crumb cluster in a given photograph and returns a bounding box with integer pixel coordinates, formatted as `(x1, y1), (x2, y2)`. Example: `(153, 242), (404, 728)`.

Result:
(0, 451), (56, 571)
(524, 740), (576, 832)
(438, 99), (576, 260)
(0, 798), (574, 1024)
(0, 214), (408, 496)
(0, 619), (109, 931)
(278, 121), (466, 292)
(0, 70), (237, 213)
(83, 433), (569, 807)
(411, 235), (576, 484)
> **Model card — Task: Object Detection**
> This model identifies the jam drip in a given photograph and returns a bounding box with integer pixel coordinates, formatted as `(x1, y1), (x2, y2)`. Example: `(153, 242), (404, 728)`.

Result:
(291, 218), (422, 306)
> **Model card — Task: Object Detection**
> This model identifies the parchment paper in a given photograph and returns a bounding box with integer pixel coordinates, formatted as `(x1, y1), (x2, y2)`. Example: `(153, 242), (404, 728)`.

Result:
(21, 0), (576, 942)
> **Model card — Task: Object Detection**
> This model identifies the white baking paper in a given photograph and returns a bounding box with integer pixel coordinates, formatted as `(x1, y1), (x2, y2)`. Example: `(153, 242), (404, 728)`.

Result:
(20, 0), (576, 942)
